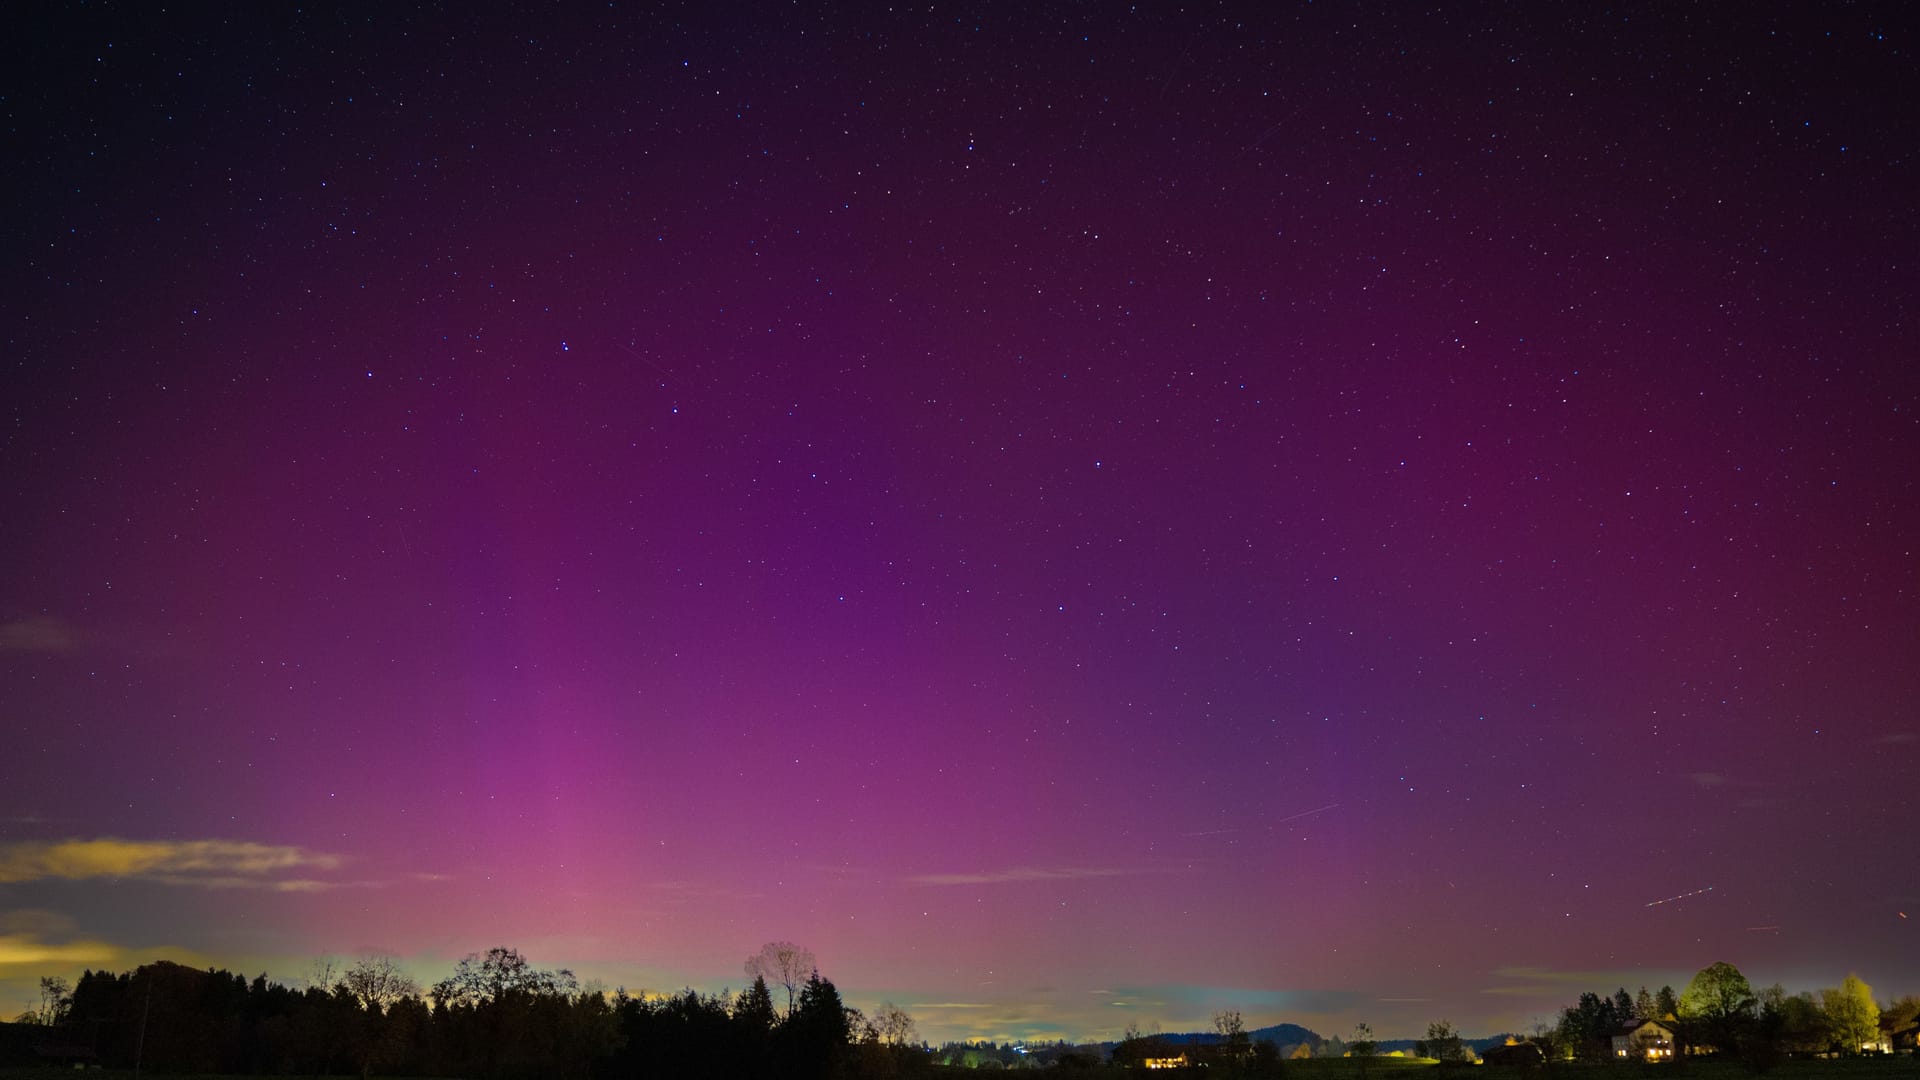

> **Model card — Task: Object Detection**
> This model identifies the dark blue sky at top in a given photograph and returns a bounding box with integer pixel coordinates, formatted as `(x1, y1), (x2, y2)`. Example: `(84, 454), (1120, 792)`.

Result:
(2, 1), (1915, 1042)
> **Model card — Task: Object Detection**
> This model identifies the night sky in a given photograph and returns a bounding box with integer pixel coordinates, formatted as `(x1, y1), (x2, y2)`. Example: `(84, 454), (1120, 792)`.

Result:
(4, 2), (1916, 1045)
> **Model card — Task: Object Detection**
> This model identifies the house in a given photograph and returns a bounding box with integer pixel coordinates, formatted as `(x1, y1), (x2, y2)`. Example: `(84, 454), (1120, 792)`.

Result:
(1890, 1012), (1920, 1052)
(1612, 1019), (1677, 1061)
(1858, 1019), (1893, 1055)
(1483, 1041), (1546, 1067)
(1142, 1052), (1191, 1069)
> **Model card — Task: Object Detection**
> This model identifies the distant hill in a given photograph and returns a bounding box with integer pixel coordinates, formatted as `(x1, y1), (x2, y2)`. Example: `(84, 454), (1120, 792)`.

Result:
(1121, 1022), (1321, 1049)
(1250, 1022), (1321, 1047)
(1097, 1024), (1514, 1057)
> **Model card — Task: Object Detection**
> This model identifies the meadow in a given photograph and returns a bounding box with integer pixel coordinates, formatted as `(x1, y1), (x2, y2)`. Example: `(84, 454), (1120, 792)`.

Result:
(3, 1052), (1914, 1079)
(1287, 1058), (1917, 1080)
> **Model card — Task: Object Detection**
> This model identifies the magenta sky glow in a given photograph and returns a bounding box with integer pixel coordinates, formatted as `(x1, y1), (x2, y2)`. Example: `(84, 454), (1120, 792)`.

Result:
(3, 2), (1916, 1044)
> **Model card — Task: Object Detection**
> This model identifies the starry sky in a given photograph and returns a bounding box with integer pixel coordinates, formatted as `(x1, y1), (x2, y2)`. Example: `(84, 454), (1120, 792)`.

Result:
(3, 1), (1916, 1045)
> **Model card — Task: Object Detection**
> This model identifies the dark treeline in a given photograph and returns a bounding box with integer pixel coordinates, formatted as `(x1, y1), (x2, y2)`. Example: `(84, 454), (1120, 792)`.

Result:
(12, 946), (935, 1079)
(1525, 961), (1920, 1071)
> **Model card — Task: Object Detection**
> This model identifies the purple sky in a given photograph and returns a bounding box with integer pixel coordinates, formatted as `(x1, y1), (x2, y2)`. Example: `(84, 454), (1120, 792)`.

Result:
(3, 2), (1916, 1044)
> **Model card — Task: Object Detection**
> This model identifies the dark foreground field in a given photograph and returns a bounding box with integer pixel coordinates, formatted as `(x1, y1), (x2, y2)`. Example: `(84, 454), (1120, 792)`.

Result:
(1241, 1058), (1915, 1080)
(3, 1056), (1915, 1080)
(1243, 1059), (1916, 1080)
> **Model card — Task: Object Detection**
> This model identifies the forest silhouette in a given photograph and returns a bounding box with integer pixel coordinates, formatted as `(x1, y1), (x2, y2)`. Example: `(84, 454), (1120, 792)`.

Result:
(3, 946), (924, 1079)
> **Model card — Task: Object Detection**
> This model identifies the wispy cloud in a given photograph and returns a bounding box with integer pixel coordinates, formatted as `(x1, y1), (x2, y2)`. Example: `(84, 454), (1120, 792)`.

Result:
(0, 933), (126, 969)
(908, 866), (1157, 887)
(1482, 966), (1672, 997)
(1486, 966), (1609, 985)
(0, 616), (79, 653)
(0, 838), (344, 889)
(0, 910), (81, 938)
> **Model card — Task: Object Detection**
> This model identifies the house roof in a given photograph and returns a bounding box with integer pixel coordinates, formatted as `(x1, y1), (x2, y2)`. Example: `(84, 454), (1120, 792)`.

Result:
(1614, 1019), (1676, 1036)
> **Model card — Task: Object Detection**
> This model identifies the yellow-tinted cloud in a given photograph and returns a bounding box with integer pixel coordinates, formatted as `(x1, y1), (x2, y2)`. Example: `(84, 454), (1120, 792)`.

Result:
(0, 838), (343, 887)
(0, 925), (220, 1015)
(0, 925), (209, 975)
(0, 934), (124, 969)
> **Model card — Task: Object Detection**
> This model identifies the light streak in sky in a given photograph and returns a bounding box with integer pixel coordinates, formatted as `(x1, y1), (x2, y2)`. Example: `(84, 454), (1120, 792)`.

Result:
(1645, 886), (1714, 908)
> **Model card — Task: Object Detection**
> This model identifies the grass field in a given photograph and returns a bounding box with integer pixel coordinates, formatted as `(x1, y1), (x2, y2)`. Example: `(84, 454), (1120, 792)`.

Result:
(1285, 1057), (1919, 1080)
(0, 1072), (460, 1080)
(995, 1056), (1920, 1080)
(2, 1055), (1912, 1079)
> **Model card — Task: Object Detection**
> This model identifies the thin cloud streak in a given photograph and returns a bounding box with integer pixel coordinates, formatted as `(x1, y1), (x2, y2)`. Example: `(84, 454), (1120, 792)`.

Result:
(907, 866), (1158, 887)
(0, 616), (79, 652)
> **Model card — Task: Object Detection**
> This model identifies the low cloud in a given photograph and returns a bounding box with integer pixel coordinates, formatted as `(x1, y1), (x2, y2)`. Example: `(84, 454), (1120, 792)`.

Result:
(908, 866), (1152, 887)
(0, 933), (125, 969)
(0, 838), (343, 889)
(0, 921), (218, 1013)
(0, 916), (213, 977)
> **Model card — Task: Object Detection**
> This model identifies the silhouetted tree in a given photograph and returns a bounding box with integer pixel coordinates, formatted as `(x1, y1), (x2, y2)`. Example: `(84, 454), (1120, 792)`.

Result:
(874, 1000), (917, 1046)
(1199, 1008), (1247, 1066)
(425, 947), (582, 1077)
(747, 940), (817, 1017)
(1748, 983), (1821, 1073)
(306, 955), (342, 992)
(737, 975), (779, 1033)
(1350, 1021), (1377, 1079)
(1821, 974), (1880, 1053)
(430, 946), (578, 1008)
(1556, 993), (1616, 1061)
(1114, 1023), (1176, 1068)
(782, 971), (851, 1080)
(1424, 1020), (1466, 1063)
(340, 952), (419, 1012)
(1349, 1020), (1375, 1056)
(1528, 1019), (1569, 1065)
(31, 975), (72, 1025)
(1884, 994), (1920, 1047)
(1680, 961), (1757, 1054)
